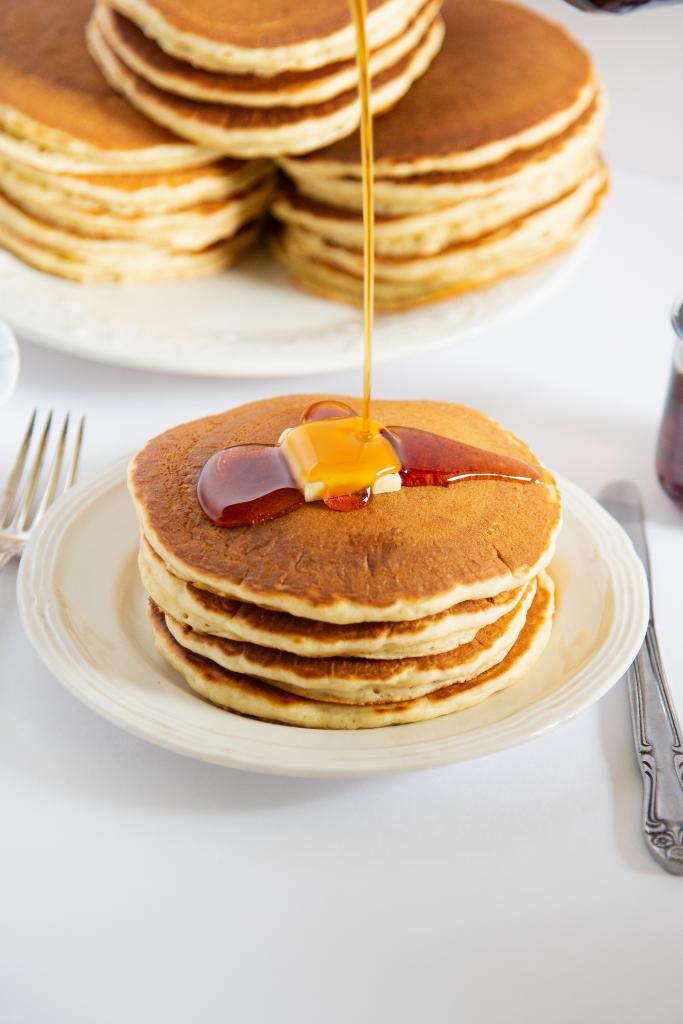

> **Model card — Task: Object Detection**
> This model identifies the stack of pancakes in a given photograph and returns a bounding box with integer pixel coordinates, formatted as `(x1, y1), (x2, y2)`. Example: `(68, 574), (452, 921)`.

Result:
(87, 0), (445, 158)
(272, 0), (608, 310)
(130, 396), (561, 729)
(0, 0), (273, 282)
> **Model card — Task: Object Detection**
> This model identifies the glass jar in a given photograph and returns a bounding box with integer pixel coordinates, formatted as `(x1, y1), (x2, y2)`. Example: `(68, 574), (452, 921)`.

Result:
(563, 1), (681, 9)
(655, 298), (683, 508)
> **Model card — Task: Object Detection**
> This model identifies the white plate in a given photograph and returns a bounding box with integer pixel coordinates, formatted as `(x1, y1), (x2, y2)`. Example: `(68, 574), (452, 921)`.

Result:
(17, 458), (648, 777)
(0, 321), (19, 405)
(0, 241), (587, 378)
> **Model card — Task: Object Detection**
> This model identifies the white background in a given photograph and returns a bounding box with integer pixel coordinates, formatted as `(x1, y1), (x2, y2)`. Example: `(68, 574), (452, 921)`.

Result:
(2, 4), (683, 1022)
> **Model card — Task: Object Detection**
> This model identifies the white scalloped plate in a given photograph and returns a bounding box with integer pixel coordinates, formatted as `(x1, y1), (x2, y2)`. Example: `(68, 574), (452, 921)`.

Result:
(0, 241), (587, 377)
(17, 459), (648, 777)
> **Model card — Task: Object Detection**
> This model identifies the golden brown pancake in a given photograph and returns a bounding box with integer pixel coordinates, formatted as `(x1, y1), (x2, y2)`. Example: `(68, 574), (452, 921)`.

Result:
(0, 0), (272, 278)
(0, 158), (272, 215)
(270, 0), (605, 309)
(283, 0), (597, 176)
(282, 166), (605, 271)
(99, 0), (441, 108)
(272, 143), (602, 256)
(0, 172), (273, 247)
(116, 0), (398, 49)
(148, 572), (555, 728)
(88, 11), (444, 157)
(128, 395), (562, 623)
(0, 0), (204, 160)
(139, 537), (527, 659)
(0, 190), (260, 282)
(272, 168), (607, 311)
(163, 578), (537, 704)
(110, 0), (429, 71)
(277, 96), (605, 217)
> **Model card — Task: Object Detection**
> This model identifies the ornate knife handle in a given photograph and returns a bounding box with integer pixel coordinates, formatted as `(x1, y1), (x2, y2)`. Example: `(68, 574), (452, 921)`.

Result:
(627, 625), (683, 875)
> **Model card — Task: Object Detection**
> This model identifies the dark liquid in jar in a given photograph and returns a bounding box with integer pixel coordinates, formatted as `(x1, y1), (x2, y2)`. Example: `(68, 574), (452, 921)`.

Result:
(566, 0), (678, 10)
(656, 366), (683, 508)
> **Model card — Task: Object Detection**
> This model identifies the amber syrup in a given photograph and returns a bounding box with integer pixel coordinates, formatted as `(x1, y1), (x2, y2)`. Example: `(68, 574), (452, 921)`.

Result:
(194, 0), (544, 531)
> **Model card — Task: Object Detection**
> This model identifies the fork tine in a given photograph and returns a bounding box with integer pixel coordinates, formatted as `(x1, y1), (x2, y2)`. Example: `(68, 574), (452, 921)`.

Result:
(64, 415), (84, 491)
(0, 409), (36, 526)
(34, 414), (69, 522)
(11, 411), (53, 532)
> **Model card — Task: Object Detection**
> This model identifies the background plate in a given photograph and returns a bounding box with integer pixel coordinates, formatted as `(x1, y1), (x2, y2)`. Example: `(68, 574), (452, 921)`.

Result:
(0, 241), (587, 377)
(17, 458), (648, 777)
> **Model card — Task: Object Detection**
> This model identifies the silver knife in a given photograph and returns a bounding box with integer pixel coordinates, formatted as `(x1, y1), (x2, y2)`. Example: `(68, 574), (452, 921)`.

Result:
(600, 480), (683, 875)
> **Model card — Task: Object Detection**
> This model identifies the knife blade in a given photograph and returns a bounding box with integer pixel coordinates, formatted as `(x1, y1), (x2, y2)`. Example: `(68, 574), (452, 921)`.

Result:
(599, 480), (683, 874)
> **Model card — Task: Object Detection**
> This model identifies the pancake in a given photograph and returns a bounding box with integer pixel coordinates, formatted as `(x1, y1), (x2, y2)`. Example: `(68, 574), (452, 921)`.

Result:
(0, 0), (271, 278)
(89, 13), (444, 159)
(88, 11), (445, 157)
(0, 187), (265, 257)
(271, 0), (605, 309)
(129, 395), (562, 623)
(0, 122), (212, 176)
(272, 139), (603, 256)
(272, 166), (607, 311)
(0, 0), (215, 172)
(98, 0), (441, 108)
(0, 173), (273, 248)
(0, 158), (273, 215)
(279, 96), (606, 215)
(164, 578), (537, 704)
(148, 572), (555, 728)
(285, 163), (606, 279)
(139, 538), (527, 659)
(279, 0), (598, 177)
(0, 209), (259, 283)
(109, 0), (431, 74)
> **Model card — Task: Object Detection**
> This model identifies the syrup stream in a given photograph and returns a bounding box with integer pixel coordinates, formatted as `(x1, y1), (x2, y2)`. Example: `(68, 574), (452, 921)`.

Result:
(349, 0), (374, 432)
(195, 6), (546, 531)
(196, 402), (543, 528)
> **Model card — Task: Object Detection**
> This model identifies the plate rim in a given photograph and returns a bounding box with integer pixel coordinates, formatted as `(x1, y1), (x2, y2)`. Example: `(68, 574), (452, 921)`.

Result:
(16, 456), (649, 777)
(0, 240), (589, 378)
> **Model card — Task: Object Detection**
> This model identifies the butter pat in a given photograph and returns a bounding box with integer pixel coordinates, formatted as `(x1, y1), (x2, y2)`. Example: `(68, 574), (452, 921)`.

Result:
(279, 416), (402, 502)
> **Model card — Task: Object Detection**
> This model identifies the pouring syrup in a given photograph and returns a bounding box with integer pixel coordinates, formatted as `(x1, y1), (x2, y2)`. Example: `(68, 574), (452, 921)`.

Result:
(197, 0), (544, 529)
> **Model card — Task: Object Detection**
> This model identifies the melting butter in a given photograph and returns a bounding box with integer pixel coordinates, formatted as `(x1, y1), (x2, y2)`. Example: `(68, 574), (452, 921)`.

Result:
(279, 416), (402, 502)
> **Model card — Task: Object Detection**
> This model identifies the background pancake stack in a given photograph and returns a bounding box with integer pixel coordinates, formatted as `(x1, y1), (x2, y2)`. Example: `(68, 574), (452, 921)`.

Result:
(0, 0), (273, 282)
(129, 396), (562, 729)
(273, 0), (608, 310)
(0, 0), (608, 295)
(87, 0), (445, 158)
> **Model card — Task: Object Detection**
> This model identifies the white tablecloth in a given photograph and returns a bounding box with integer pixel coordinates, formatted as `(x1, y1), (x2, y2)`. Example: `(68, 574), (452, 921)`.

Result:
(3, 6), (683, 1017)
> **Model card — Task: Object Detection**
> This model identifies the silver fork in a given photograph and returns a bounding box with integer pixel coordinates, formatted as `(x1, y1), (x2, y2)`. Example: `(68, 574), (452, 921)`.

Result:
(0, 410), (85, 568)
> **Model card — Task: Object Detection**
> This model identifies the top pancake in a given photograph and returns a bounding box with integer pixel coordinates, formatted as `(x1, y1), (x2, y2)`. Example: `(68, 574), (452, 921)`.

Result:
(0, 0), (213, 167)
(99, 0), (441, 108)
(129, 395), (562, 624)
(284, 0), (597, 176)
(111, 0), (428, 73)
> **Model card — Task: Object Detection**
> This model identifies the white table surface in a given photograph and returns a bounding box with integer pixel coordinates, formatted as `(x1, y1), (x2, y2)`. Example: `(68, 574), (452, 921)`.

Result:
(3, 6), (683, 1022)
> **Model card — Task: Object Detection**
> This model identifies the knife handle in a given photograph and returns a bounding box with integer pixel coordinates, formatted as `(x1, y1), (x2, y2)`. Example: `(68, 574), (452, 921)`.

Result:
(627, 624), (683, 875)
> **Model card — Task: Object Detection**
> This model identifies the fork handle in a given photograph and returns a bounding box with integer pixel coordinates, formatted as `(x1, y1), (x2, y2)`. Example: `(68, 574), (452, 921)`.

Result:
(0, 550), (16, 570)
(627, 624), (683, 874)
